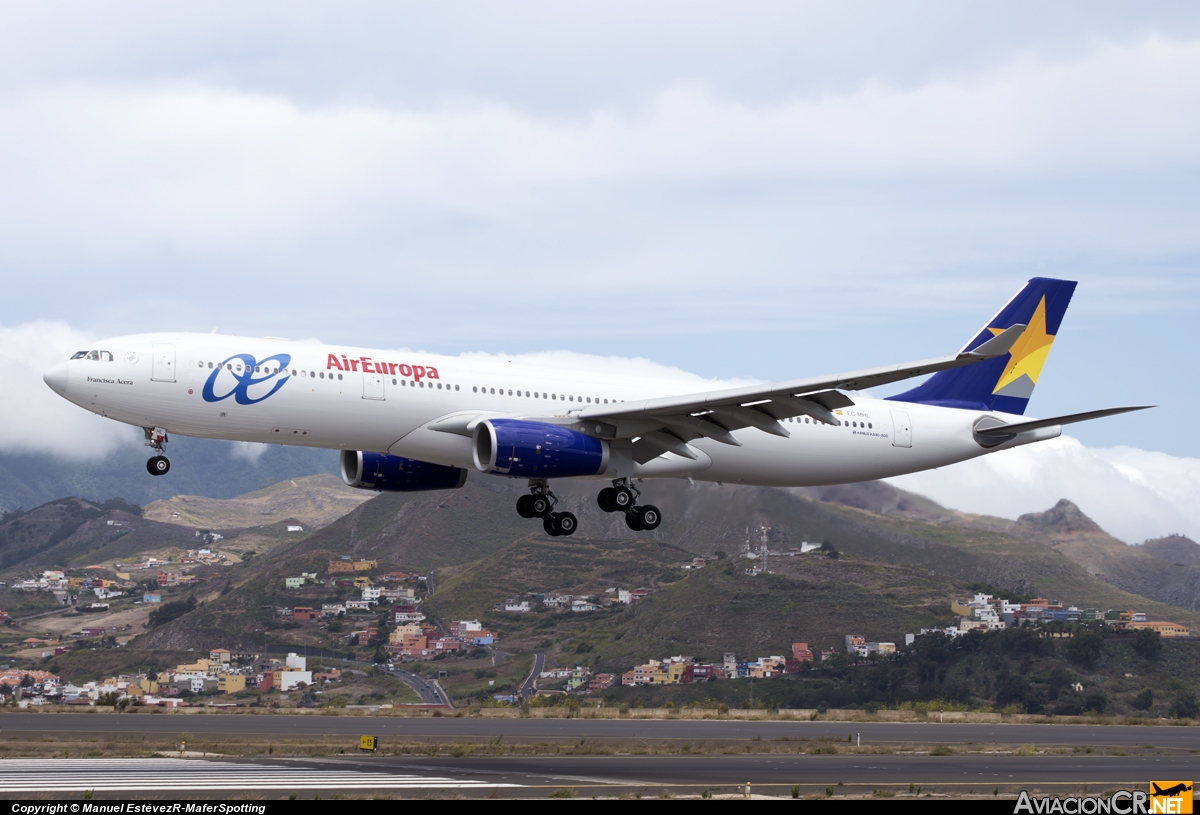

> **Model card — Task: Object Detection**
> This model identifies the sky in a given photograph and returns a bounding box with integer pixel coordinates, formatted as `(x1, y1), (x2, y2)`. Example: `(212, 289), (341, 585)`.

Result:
(1, 3), (1198, 542)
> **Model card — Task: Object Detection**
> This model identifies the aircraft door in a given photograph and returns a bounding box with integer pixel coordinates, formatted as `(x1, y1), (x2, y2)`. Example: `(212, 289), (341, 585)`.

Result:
(890, 410), (912, 448)
(362, 370), (385, 400)
(152, 343), (176, 382)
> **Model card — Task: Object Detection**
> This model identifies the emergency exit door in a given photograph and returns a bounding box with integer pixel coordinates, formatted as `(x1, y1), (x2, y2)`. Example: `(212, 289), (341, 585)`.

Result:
(890, 410), (912, 448)
(362, 371), (385, 400)
(152, 343), (176, 382)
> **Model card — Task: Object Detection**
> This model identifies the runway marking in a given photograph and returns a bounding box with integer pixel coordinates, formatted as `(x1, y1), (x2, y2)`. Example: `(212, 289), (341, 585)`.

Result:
(0, 758), (520, 792)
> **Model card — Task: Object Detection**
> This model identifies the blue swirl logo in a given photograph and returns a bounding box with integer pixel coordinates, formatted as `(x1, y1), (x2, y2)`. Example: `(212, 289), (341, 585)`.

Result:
(202, 353), (292, 405)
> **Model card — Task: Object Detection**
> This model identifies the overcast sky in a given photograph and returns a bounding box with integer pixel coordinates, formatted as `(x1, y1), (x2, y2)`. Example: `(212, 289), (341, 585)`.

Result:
(1, 3), (1198, 540)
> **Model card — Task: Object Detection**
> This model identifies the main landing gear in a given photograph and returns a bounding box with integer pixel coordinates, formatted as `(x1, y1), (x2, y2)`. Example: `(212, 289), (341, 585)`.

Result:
(598, 478), (661, 532)
(516, 481), (577, 537)
(144, 427), (170, 476)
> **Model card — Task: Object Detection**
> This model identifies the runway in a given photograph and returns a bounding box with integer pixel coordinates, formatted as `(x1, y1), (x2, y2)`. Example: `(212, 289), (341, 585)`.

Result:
(0, 757), (515, 793)
(0, 754), (1194, 798)
(0, 712), (1195, 749)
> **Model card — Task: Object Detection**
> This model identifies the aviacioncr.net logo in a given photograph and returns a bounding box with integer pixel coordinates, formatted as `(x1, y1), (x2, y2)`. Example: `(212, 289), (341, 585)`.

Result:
(202, 354), (291, 405)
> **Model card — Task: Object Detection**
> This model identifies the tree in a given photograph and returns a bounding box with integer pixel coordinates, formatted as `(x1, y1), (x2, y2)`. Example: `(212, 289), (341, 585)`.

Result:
(1131, 629), (1163, 661)
(1066, 630), (1104, 669)
(1133, 688), (1153, 711)
(1169, 692), (1199, 720)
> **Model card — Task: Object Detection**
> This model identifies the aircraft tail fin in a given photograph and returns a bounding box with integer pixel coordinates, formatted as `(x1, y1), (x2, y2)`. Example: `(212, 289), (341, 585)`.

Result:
(888, 277), (1077, 415)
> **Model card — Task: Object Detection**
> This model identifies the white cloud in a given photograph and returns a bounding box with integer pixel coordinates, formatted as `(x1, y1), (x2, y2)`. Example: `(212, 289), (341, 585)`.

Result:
(0, 321), (139, 459)
(229, 441), (269, 463)
(888, 435), (1200, 544)
(2, 36), (1200, 281)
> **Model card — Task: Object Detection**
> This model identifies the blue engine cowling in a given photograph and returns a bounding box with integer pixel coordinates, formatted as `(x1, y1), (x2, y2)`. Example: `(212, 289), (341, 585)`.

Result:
(340, 450), (468, 492)
(472, 419), (609, 478)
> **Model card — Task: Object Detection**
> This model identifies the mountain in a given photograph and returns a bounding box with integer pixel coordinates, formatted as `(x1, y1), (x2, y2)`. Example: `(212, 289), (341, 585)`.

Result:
(0, 436), (336, 513)
(0, 497), (196, 575)
(1006, 500), (1200, 612)
(1140, 534), (1200, 569)
(128, 474), (1200, 657)
(143, 474), (370, 530)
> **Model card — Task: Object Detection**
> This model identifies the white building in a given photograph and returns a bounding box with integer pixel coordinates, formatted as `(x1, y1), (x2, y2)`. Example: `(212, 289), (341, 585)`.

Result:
(285, 653), (307, 671)
(276, 670), (312, 692)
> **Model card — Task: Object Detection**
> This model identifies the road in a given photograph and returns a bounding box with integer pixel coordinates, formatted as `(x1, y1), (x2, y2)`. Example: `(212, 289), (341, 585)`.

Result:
(520, 652), (546, 697)
(1, 713), (1196, 749)
(388, 666), (451, 706)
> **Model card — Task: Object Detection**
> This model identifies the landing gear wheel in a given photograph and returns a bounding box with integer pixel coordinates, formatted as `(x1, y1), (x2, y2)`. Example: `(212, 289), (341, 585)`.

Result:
(611, 486), (634, 510)
(516, 495), (535, 518)
(635, 504), (661, 530)
(624, 511), (644, 532)
(555, 512), (577, 536)
(530, 495), (552, 517)
(146, 456), (170, 476)
(543, 515), (560, 536)
(597, 488), (616, 512)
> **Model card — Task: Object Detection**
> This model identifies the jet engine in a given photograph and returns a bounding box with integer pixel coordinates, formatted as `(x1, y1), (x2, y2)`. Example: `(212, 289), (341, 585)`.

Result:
(472, 419), (609, 478)
(340, 450), (468, 492)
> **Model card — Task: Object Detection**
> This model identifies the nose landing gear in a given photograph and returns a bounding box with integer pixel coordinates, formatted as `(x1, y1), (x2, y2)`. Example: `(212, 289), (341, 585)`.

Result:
(516, 480), (577, 537)
(597, 478), (661, 532)
(144, 427), (170, 476)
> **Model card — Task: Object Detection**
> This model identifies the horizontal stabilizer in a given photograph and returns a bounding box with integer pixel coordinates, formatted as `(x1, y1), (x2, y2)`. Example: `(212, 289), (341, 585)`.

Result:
(973, 405), (1153, 447)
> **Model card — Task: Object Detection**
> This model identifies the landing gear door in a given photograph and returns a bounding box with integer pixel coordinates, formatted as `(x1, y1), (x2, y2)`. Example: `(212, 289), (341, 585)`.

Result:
(152, 343), (176, 382)
(890, 410), (912, 448)
(363, 371), (385, 400)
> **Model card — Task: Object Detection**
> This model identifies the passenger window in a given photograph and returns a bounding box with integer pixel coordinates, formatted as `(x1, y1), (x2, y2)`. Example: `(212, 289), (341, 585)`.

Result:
(473, 387), (478, 392)
(490, 388), (495, 394)
(551, 394), (556, 400)
(337, 374), (342, 380)
(71, 351), (87, 360)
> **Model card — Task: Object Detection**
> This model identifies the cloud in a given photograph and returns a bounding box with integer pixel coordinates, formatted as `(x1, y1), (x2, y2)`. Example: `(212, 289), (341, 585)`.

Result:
(2, 36), (1200, 281)
(888, 435), (1200, 544)
(229, 441), (269, 463)
(0, 321), (140, 459)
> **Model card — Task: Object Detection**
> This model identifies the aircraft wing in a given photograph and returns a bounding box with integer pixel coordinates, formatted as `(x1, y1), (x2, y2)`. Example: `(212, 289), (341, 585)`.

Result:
(576, 324), (1027, 463)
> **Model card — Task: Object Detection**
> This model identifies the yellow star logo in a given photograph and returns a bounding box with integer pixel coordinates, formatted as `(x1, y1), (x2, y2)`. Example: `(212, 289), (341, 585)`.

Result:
(991, 296), (1056, 395)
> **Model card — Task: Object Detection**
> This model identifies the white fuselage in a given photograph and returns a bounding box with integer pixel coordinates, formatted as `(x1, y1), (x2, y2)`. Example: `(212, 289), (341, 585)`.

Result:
(48, 333), (1059, 486)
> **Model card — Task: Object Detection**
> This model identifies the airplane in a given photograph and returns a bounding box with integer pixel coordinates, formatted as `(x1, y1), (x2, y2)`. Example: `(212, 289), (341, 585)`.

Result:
(1151, 783), (1193, 797)
(42, 277), (1148, 537)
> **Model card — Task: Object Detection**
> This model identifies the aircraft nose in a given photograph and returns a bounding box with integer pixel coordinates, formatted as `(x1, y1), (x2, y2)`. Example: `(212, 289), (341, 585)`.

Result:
(43, 362), (69, 394)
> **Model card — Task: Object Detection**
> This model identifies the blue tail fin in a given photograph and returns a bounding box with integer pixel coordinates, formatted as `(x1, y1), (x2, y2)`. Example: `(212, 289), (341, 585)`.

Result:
(887, 278), (1077, 415)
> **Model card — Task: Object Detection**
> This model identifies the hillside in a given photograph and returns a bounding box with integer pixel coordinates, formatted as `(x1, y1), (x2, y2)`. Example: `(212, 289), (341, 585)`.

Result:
(143, 474), (370, 530)
(126, 474), (1200, 661)
(0, 435), (336, 513)
(1005, 500), (1200, 611)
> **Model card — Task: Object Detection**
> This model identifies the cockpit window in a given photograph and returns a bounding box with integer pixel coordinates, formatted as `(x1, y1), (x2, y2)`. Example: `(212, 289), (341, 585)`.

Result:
(84, 350), (114, 361)
(86, 351), (99, 361)
(71, 351), (87, 360)
(99, 351), (113, 361)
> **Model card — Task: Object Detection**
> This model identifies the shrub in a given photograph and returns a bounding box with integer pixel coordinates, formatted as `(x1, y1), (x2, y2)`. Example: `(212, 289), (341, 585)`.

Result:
(1066, 630), (1104, 669)
(1169, 693), (1198, 720)
(1131, 629), (1163, 661)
